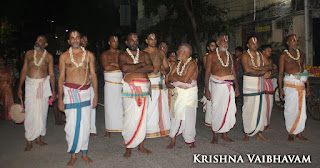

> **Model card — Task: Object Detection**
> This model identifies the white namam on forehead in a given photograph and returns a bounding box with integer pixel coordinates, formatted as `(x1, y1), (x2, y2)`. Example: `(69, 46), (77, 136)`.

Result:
(224, 35), (229, 42)
(252, 37), (257, 44)
(72, 31), (78, 38)
(113, 36), (118, 42)
(149, 33), (156, 40)
(294, 35), (298, 41)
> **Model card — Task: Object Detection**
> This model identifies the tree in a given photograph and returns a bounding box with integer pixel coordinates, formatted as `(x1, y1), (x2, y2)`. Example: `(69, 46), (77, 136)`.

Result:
(142, 0), (235, 58)
(0, 17), (18, 58)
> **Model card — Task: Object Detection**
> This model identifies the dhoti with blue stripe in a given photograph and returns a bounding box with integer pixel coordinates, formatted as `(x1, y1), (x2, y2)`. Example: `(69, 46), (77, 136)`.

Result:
(242, 74), (267, 136)
(64, 83), (91, 154)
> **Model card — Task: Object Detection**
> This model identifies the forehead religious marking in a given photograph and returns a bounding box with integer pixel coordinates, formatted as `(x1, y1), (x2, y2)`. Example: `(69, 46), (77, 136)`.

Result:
(294, 35), (298, 41)
(113, 36), (118, 42)
(149, 34), (156, 40)
(72, 32), (78, 38)
(224, 35), (228, 42)
(251, 37), (257, 44)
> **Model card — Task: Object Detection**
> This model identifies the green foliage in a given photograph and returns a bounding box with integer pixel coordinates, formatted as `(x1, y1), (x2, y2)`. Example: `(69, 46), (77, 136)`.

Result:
(142, 0), (235, 51)
(0, 17), (19, 58)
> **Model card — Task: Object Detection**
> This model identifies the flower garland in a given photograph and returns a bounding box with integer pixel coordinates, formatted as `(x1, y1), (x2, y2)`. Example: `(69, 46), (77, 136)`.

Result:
(33, 49), (47, 66)
(284, 49), (300, 61)
(126, 48), (139, 64)
(247, 49), (261, 67)
(176, 57), (192, 76)
(69, 47), (86, 68)
(216, 48), (230, 67)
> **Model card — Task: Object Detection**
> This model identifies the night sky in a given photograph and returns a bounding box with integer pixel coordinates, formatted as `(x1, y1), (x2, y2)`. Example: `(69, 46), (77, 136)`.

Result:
(2, 0), (120, 52)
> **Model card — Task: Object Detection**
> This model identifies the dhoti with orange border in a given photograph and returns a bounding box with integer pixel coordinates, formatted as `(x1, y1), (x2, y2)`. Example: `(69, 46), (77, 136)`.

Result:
(146, 74), (170, 138)
(283, 71), (308, 135)
(122, 79), (150, 148)
(242, 74), (267, 137)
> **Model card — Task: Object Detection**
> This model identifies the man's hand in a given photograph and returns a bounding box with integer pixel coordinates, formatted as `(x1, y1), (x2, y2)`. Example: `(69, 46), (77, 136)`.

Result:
(306, 87), (310, 98)
(205, 89), (211, 100)
(50, 94), (57, 102)
(235, 87), (240, 97)
(279, 88), (285, 101)
(92, 95), (98, 108)
(272, 64), (277, 70)
(166, 83), (174, 89)
(17, 88), (22, 100)
(58, 100), (64, 112)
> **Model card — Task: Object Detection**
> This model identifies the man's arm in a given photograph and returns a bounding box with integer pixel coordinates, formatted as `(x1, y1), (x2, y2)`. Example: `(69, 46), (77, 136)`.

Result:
(168, 62), (178, 83)
(118, 52), (147, 73)
(58, 53), (66, 111)
(132, 52), (154, 73)
(160, 52), (170, 75)
(232, 60), (240, 97)
(47, 54), (56, 101)
(101, 51), (119, 71)
(17, 52), (28, 100)
(241, 53), (264, 75)
(302, 53), (310, 98)
(172, 61), (197, 83)
(89, 52), (98, 108)
(278, 53), (285, 101)
(204, 53), (213, 100)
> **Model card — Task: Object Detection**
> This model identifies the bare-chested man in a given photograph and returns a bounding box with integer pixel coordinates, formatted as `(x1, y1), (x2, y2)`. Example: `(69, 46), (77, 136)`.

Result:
(58, 30), (97, 166)
(241, 36), (275, 142)
(119, 33), (154, 158)
(204, 34), (239, 144)
(101, 35), (123, 138)
(278, 34), (310, 142)
(261, 45), (277, 130)
(18, 35), (56, 152)
(166, 43), (198, 149)
(144, 33), (171, 138)
(201, 40), (217, 113)
(81, 35), (98, 138)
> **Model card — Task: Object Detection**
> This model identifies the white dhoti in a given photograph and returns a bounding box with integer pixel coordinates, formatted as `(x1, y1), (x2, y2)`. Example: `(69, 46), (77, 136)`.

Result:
(207, 75), (236, 133)
(122, 78), (150, 148)
(202, 86), (212, 126)
(24, 76), (52, 141)
(242, 74), (267, 136)
(169, 86), (198, 144)
(283, 71), (308, 135)
(64, 83), (91, 154)
(104, 70), (123, 132)
(90, 86), (96, 134)
(146, 75), (170, 138)
(264, 78), (274, 129)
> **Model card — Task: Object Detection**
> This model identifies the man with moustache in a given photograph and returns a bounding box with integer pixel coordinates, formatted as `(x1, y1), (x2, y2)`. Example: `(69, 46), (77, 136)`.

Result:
(241, 36), (275, 142)
(144, 33), (171, 139)
(58, 30), (98, 166)
(119, 33), (154, 158)
(278, 34), (310, 142)
(204, 34), (239, 144)
(101, 35), (123, 138)
(18, 35), (56, 151)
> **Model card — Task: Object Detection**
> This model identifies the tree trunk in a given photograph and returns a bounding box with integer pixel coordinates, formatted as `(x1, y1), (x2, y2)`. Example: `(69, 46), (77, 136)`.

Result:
(184, 0), (203, 59)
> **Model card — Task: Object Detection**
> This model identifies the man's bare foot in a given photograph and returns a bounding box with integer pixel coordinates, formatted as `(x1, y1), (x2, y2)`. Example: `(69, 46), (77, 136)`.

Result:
(90, 133), (98, 138)
(221, 133), (234, 143)
(296, 134), (310, 142)
(81, 154), (93, 164)
(67, 155), (77, 166)
(256, 133), (270, 141)
(288, 135), (294, 142)
(24, 142), (32, 152)
(35, 137), (48, 146)
(166, 143), (175, 149)
(104, 132), (110, 138)
(138, 146), (152, 155)
(210, 133), (218, 145)
(188, 143), (197, 149)
(123, 148), (132, 158)
(243, 134), (249, 142)
(162, 136), (170, 140)
(265, 126), (272, 131)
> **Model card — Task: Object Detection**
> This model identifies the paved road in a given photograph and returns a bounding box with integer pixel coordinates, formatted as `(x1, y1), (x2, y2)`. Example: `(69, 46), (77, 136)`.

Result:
(0, 81), (319, 168)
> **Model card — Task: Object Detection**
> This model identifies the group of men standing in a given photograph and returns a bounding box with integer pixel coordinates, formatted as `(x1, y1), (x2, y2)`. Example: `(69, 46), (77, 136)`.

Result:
(16, 30), (310, 166)
(17, 31), (200, 166)
(203, 34), (309, 146)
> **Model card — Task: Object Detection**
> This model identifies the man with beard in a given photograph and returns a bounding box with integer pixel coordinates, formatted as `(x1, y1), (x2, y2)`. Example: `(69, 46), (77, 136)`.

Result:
(17, 35), (56, 151)
(278, 34), (310, 142)
(101, 35), (123, 138)
(58, 30), (97, 166)
(119, 33), (154, 158)
(166, 43), (198, 149)
(241, 36), (275, 142)
(204, 34), (239, 144)
(81, 36), (98, 138)
(143, 33), (171, 139)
